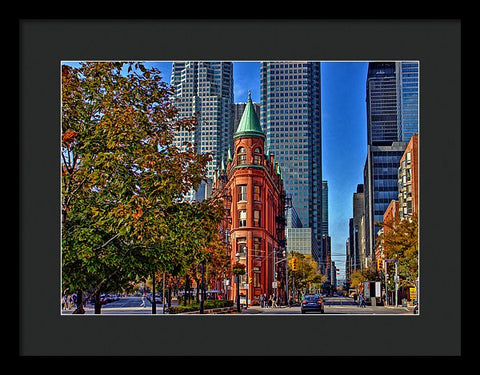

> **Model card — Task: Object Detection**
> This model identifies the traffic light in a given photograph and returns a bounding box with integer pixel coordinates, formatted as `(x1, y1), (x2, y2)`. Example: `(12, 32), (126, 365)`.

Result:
(377, 258), (383, 272)
(291, 257), (298, 272)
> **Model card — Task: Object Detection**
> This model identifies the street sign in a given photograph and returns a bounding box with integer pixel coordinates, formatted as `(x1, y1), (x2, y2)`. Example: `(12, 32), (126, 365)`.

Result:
(410, 287), (417, 300)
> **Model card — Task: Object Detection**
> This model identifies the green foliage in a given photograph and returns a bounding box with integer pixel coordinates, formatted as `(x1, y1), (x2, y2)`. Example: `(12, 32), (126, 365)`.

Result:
(376, 214), (419, 288)
(61, 62), (226, 300)
(167, 300), (233, 314)
(287, 252), (325, 292)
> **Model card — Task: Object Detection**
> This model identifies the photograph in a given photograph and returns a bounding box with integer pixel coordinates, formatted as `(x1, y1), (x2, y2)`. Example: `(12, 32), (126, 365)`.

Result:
(60, 60), (419, 316)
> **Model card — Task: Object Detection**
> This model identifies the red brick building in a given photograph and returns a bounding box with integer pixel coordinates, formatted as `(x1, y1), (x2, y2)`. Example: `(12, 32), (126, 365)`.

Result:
(212, 92), (286, 306)
(398, 134), (419, 219)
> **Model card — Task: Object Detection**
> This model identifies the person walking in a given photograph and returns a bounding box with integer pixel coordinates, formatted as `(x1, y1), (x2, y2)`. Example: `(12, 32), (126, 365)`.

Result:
(359, 293), (366, 308)
(140, 292), (147, 307)
(260, 294), (265, 308)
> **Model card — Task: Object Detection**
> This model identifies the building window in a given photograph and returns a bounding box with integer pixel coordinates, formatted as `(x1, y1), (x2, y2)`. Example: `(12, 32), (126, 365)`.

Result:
(237, 237), (247, 256)
(239, 210), (247, 227)
(254, 237), (261, 258)
(253, 147), (262, 165)
(253, 270), (261, 288)
(238, 185), (247, 202)
(253, 185), (261, 202)
(253, 210), (261, 227)
(238, 147), (247, 165)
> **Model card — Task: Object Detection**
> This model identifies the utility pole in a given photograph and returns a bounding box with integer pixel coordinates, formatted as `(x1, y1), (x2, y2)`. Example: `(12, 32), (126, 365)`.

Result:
(395, 261), (398, 307)
(162, 273), (166, 314)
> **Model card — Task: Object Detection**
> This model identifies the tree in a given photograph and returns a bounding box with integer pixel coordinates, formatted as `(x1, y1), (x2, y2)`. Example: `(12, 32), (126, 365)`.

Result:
(376, 214), (419, 288)
(348, 267), (379, 290)
(288, 252), (325, 295)
(61, 62), (213, 312)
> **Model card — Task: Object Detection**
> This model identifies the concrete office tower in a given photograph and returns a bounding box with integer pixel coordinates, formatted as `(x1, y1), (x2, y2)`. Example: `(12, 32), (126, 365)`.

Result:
(348, 184), (366, 274)
(260, 61), (322, 255)
(170, 61), (234, 201)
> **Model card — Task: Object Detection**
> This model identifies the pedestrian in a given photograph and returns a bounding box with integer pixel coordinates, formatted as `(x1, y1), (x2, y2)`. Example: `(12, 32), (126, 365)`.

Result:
(353, 293), (358, 305)
(272, 295), (277, 308)
(260, 294), (265, 308)
(359, 293), (366, 308)
(140, 293), (146, 307)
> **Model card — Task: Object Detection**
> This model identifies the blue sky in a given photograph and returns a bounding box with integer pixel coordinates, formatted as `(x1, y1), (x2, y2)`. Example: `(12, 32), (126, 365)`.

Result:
(150, 61), (368, 280)
(65, 60), (369, 280)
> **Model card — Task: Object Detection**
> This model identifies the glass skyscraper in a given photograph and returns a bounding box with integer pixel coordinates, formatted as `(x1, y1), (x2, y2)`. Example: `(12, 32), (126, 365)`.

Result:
(260, 61), (322, 259)
(363, 61), (419, 262)
(397, 62), (419, 142)
(366, 62), (398, 146)
(170, 61), (234, 200)
(321, 181), (329, 237)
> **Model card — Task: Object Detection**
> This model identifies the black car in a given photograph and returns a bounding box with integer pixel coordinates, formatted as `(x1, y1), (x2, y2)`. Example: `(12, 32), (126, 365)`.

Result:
(301, 294), (325, 314)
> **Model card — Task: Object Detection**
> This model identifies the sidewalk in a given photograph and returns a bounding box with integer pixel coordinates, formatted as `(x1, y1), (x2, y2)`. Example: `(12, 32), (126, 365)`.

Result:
(236, 305), (292, 314)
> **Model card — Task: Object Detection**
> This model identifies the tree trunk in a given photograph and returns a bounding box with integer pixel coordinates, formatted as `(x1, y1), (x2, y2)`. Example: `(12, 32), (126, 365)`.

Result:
(72, 290), (85, 314)
(200, 261), (206, 314)
(152, 273), (156, 314)
(94, 291), (102, 314)
(184, 275), (189, 306)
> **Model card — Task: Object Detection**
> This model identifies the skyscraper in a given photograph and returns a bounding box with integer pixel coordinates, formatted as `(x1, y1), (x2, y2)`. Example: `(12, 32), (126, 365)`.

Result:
(170, 61), (234, 200)
(363, 61), (418, 263)
(366, 62), (398, 146)
(260, 61), (322, 257)
(321, 181), (329, 237)
(397, 62), (419, 142)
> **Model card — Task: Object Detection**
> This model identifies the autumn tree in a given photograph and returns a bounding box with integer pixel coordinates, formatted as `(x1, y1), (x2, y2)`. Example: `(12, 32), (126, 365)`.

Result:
(376, 213), (419, 288)
(288, 252), (325, 296)
(61, 62), (215, 313)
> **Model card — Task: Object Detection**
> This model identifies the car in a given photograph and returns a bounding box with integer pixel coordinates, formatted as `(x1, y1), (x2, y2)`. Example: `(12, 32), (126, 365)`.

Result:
(147, 293), (163, 304)
(301, 294), (325, 314)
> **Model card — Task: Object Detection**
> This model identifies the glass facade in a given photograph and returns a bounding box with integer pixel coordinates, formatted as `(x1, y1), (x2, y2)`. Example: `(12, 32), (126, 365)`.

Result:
(321, 181), (329, 237)
(260, 61), (322, 256)
(397, 62), (419, 142)
(170, 61), (234, 200)
(366, 62), (398, 146)
(364, 61), (419, 260)
(286, 228), (319, 259)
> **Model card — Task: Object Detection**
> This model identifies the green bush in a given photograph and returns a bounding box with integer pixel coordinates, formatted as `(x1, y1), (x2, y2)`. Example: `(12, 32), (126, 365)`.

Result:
(167, 305), (198, 314)
(167, 300), (234, 314)
(204, 300), (234, 309)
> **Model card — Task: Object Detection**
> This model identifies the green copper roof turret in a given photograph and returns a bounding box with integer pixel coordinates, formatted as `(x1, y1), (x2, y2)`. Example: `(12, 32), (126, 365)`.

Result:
(233, 91), (265, 140)
(221, 157), (225, 171)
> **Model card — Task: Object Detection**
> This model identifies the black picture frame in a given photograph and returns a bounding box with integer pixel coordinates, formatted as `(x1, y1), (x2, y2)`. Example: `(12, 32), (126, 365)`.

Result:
(19, 19), (461, 357)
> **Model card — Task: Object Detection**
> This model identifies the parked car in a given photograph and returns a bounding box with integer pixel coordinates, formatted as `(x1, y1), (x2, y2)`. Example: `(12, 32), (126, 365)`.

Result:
(147, 293), (163, 304)
(301, 294), (325, 314)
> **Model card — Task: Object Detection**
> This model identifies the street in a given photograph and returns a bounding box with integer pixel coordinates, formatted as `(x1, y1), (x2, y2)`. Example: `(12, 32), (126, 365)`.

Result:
(238, 296), (414, 315)
(61, 295), (414, 315)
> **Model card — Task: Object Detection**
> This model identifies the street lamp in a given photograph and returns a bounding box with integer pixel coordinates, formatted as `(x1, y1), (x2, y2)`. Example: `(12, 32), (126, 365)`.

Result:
(243, 246), (248, 309)
(233, 252), (243, 312)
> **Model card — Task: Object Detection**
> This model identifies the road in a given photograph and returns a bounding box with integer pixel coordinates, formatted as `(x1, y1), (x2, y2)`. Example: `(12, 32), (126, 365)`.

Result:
(240, 296), (413, 315)
(61, 295), (414, 315)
